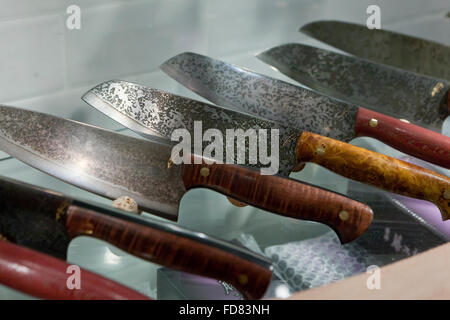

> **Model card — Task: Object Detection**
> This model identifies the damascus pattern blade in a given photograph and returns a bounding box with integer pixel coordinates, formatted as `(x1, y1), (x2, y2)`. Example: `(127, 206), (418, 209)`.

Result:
(160, 52), (359, 143)
(300, 20), (450, 81)
(0, 105), (186, 220)
(257, 43), (450, 131)
(84, 80), (301, 177)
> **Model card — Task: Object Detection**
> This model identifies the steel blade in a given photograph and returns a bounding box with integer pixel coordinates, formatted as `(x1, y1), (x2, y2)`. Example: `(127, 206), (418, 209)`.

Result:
(160, 52), (358, 142)
(0, 105), (186, 220)
(257, 43), (450, 131)
(0, 174), (273, 270)
(300, 20), (450, 81)
(83, 80), (300, 177)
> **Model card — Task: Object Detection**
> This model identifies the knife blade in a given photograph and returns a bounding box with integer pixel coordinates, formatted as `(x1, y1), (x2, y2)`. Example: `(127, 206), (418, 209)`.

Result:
(161, 52), (450, 169)
(257, 43), (450, 133)
(0, 105), (374, 243)
(0, 240), (150, 300)
(0, 175), (273, 299)
(160, 52), (450, 169)
(83, 80), (450, 221)
(299, 20), (450, 81)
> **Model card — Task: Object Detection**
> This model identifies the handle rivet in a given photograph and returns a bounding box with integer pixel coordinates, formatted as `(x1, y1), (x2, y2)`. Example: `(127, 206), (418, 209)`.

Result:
(444, 189), (450, 200)
(238, 274), (248, 285)
(369, 118), (378, 127)
(167, 157), (174, 169)
(339, 210), (350, 221)
(200, 167), (210, 177)
(0, 233), (8, 241)
(316, 147), (326, 156)
(431, 82), (444, 97)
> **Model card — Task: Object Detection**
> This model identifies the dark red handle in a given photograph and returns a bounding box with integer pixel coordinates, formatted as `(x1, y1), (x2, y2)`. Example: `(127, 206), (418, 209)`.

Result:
(355, 107), (450, 169)
(0, 240), (150, 300)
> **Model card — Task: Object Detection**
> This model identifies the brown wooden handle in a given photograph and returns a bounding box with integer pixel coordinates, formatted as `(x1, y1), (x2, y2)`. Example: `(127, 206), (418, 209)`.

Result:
(182, 162), (373, 243)
(65, 205), (272, 300)
(296, 132), (450, 220)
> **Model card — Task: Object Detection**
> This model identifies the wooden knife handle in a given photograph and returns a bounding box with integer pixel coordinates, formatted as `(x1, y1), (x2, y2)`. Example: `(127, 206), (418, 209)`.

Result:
(182, 162), (373, 243)
(0, 240), (150, 300)
(65, 205), (272, 300)
(296, 132), (450, 220)
(355, 107), (450, 169)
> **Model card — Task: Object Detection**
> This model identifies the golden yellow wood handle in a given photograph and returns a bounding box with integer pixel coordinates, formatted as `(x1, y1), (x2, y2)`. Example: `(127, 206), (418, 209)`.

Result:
(296, 132), (450, 220)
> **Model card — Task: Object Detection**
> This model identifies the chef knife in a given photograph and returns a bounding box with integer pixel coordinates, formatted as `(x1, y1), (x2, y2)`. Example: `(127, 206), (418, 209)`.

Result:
(161, 52), (450, 169)
(0, 105), (374, 243)
(83, 80), (450, 221)
(300, 20), (450, 81)
(0, 175), (273, 299)
(0, 240), (150, 300)
(257, 43), (450, 133)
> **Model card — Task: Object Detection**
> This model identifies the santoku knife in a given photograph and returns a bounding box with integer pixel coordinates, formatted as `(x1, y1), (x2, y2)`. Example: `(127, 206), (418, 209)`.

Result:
(161, 52), (450, 169)
(83, 80), (450, 221)
(0, 175), (273, 299)
(257, 43), (450, 134)
(0, 240), (150, 300)
(0, 105), (373, 243)
(300, 20), (450, 81)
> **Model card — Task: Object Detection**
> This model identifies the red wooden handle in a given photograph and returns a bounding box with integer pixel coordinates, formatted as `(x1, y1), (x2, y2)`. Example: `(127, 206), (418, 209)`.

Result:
(65, 205), (273, 300)
(0, 240), (150, 300)
(355, 107), (450, 169)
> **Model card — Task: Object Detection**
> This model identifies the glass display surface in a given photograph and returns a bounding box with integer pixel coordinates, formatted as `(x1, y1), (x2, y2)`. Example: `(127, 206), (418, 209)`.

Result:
(0, 0), (448, 299)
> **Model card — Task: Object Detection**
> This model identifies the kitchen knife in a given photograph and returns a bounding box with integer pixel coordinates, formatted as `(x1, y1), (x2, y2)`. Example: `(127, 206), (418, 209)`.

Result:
(257, 43), (450, 133)
(161, 52), (450, 169)
(300, 20), (450, 81)
(0, 105), (374, 243)
(0, 175), (273, 299)
(0, 240), (150, 300)
(83, 80), (450, 221)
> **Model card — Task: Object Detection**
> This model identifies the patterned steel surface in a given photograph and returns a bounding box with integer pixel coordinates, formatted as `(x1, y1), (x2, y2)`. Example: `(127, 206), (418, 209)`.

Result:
(257, 43), (449, 131)
(86, 80), (301, 177)
(160, 52), (358, 142)
(300, 20), (450, 81)
(0, 105), (186, 220)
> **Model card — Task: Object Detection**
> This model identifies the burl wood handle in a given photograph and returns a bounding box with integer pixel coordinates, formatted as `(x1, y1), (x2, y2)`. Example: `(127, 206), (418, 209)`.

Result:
(0, 240), (150, 300)
(355, 107), (450, 169)
(296, 132), (450, 220)
(182, 163), (373, 243)
(65, 206), (272, 300)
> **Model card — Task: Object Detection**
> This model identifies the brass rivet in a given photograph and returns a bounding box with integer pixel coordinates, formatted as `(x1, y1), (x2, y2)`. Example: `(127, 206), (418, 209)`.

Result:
(339, 210), (350, 221)
(399, 119), (410, 123)
(200, 167), (210, 177)
(167, 157), (174, 169)
(431, 82), (444, 97)
(227, 197), (248, 207)
(238, 274), (248, 285)
(80, 222), (94, 235)
(55, 201), (69, 222)
(316, 147), (326, 156)
(369, 118), (378, 128)
(444, 189), (450, 200)
(0, 233), (8, 241)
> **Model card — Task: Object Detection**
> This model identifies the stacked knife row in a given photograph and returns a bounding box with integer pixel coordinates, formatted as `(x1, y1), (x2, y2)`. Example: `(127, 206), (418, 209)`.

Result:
(0, 20), (449, 300)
